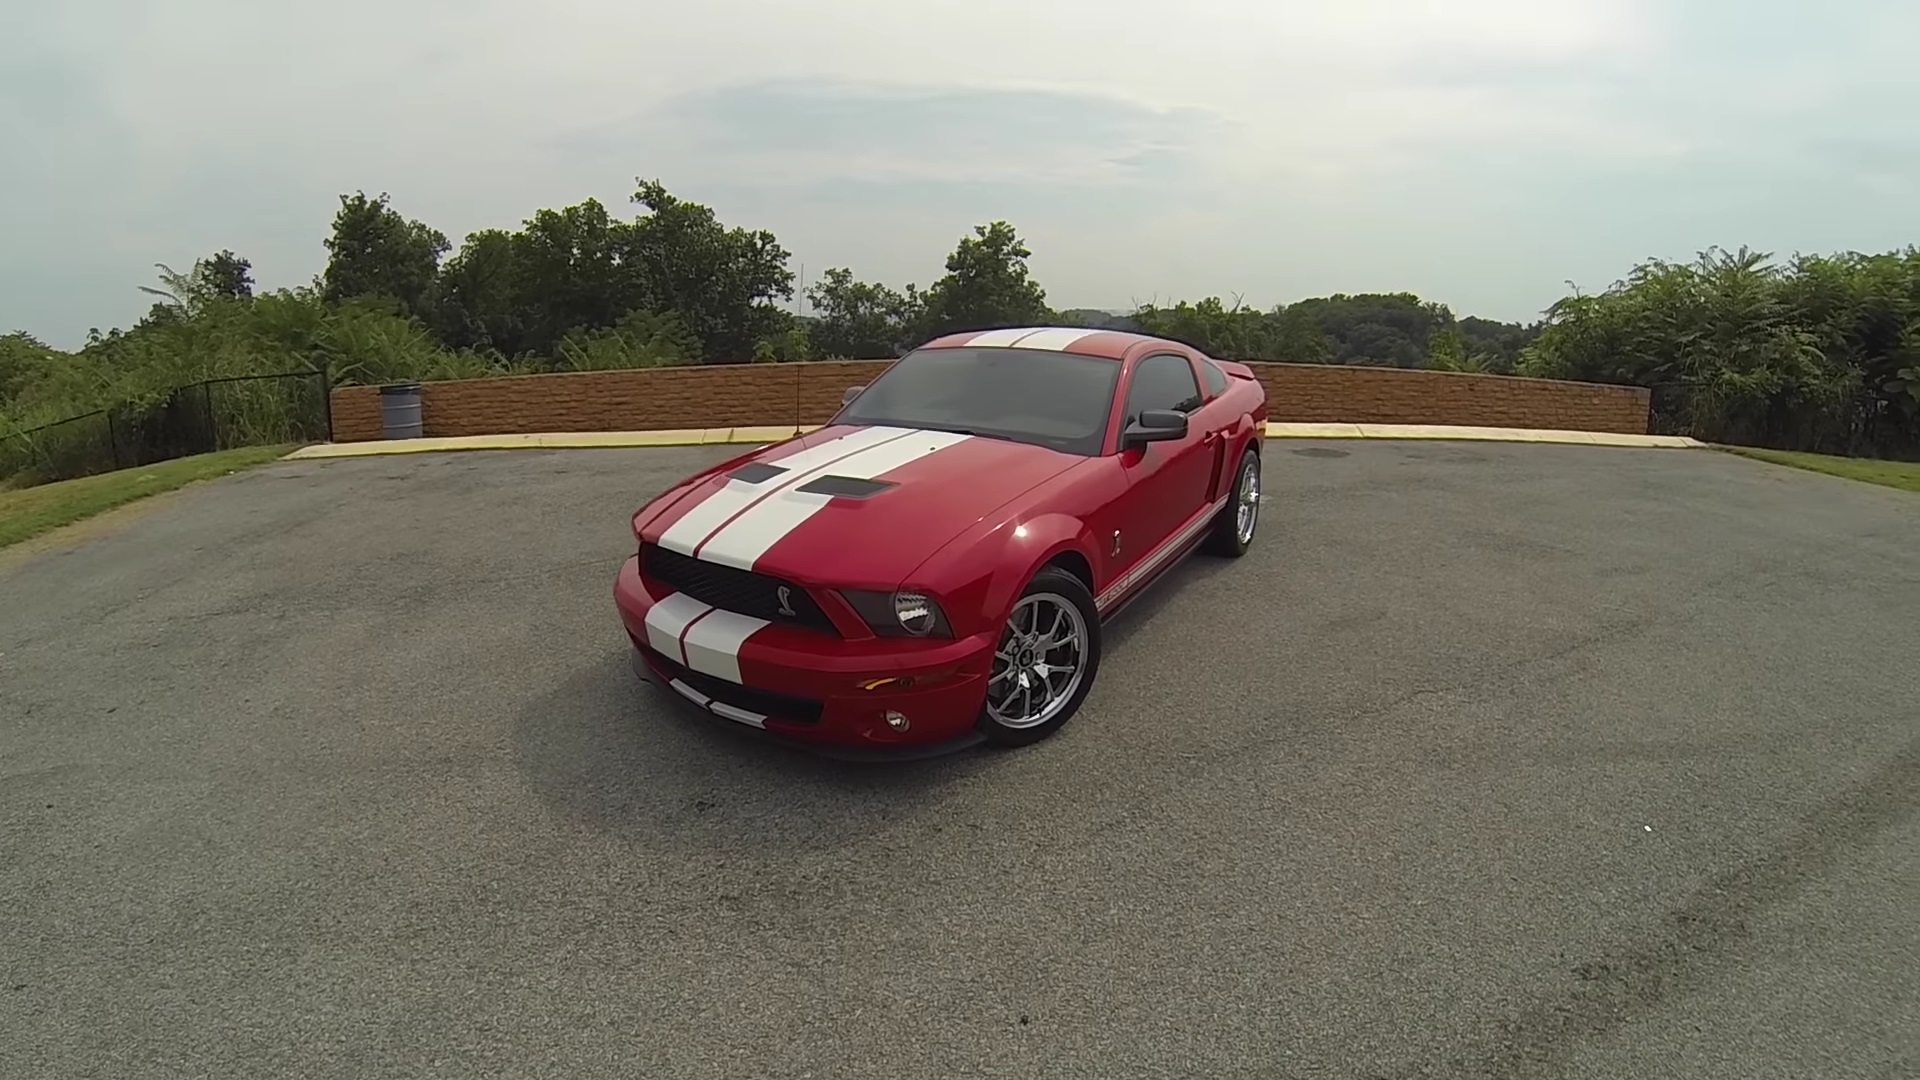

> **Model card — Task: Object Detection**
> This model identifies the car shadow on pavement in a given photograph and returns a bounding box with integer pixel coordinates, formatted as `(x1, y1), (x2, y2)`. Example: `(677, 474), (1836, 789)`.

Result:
(1097, 550), (1239, 654)
(509, 648), (995, 850)
(509, 547), (1243, 849)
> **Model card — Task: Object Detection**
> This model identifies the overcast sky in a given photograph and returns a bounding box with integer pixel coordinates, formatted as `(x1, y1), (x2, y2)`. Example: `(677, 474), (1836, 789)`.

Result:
(6, 0), (1917, 348)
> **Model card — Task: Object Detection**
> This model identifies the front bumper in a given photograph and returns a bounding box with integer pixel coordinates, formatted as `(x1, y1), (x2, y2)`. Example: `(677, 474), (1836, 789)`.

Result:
(613, 555), (994, 756)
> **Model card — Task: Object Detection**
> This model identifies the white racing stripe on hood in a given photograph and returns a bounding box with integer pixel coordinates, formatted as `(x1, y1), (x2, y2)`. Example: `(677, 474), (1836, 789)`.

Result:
(694, 429), (973, 571)
(657, 425), (916, 555)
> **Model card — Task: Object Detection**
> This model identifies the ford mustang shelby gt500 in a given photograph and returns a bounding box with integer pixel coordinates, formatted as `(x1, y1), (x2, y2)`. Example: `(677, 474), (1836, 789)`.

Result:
(613, 325), (1269, 756)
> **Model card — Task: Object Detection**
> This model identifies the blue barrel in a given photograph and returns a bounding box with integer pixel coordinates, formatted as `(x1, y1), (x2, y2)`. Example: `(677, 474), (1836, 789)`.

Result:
(378, 382), (424, 439)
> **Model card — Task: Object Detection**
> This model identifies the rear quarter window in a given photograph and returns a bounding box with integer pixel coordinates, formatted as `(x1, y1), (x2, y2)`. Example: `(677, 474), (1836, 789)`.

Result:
(1201, 359), (1229, 396)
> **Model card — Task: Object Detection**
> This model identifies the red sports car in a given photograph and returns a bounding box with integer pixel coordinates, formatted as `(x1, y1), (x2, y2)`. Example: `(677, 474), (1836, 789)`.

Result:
(613, 326), (1269, 758)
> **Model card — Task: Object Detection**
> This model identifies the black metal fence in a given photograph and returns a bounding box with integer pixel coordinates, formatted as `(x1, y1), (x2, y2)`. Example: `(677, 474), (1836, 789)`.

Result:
(0, 371), (333, 486)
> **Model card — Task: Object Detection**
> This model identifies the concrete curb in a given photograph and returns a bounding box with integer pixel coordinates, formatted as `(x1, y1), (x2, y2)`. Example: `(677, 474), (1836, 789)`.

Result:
(285, 427), (805, 459)
(1267, 423), (1704, 448)
(283, 423), (1703, 460)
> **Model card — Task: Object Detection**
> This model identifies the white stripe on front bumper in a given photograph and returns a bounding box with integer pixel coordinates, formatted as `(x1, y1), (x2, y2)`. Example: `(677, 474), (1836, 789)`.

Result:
(681, 609), (770, 684)
(644, 592), (712, 664)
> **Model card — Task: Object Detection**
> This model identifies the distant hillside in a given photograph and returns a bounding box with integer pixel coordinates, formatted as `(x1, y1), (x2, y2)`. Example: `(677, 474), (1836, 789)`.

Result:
(1054, 308), (1141, 331)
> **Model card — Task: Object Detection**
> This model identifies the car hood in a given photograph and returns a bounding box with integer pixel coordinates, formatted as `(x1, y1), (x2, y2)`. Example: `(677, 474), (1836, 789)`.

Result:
(639, 423), (1082, 588)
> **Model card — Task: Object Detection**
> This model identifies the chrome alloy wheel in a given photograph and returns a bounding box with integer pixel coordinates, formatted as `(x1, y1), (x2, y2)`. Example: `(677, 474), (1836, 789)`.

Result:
(1235, 456), (1261, 544)
(986, 592), (1089, 730)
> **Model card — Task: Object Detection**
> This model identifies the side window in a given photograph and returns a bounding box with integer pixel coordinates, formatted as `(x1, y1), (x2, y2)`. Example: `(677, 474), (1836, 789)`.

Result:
(1124, 354), (1204, 425)
(1200, 358), (1229, 397)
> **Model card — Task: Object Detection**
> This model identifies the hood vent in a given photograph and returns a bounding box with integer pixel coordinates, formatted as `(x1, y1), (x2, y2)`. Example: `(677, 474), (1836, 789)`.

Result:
(793, 475), (896, 499)
(728, 462), (790, 484)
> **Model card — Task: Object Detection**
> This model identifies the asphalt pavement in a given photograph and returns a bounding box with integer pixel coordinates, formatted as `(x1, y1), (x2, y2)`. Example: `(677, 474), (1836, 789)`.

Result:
(2, 441), (1916, 1080)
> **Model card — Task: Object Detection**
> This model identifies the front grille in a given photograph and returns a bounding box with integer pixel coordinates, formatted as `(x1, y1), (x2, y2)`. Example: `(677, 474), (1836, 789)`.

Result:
(641, 543), (838, 634)
(642, 645), (824, 725)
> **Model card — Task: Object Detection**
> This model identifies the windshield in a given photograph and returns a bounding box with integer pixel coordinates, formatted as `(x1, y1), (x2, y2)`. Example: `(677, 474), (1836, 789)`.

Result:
(838, 347), (1121, 456)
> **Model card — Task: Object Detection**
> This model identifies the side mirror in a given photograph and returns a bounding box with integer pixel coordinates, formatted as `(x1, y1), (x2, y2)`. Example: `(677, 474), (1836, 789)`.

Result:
(1121, 409), (1187, 448)
(842, 385), (864, 405)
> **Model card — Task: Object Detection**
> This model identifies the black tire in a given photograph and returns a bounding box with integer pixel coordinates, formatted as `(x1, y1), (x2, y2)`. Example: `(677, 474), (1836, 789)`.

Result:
(1205, 447), (1261, 557)
(976, 566), (1103, 748)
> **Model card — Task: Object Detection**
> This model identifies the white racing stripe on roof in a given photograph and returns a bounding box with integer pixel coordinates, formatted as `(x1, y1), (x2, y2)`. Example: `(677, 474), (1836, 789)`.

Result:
(658, 425), (916, 555)
(962, 327), (1044, 347)
(694, 429), (973, 571)
(1008, 327), (1097, 351)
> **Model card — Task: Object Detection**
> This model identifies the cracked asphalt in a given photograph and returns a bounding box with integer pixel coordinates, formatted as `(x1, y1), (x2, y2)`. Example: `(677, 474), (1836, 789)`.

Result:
(3, 440), (1917, 1080)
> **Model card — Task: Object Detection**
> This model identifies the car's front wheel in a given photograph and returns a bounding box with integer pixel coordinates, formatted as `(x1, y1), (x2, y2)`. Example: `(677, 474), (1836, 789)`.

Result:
(977, 566), (1102, 747)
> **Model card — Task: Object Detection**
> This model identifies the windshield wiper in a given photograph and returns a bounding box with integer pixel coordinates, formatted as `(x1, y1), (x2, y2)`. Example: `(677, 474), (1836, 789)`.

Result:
(911, 423), (1016, 442)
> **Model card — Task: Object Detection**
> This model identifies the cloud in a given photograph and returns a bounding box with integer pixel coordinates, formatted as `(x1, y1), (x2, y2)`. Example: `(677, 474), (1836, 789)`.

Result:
(564, 78), (1229, 192)
(2, 0), (1917, 345)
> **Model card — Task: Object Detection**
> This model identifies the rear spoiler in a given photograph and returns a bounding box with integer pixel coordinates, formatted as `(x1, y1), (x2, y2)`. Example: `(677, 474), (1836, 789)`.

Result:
(1214, 360), (1258, 380)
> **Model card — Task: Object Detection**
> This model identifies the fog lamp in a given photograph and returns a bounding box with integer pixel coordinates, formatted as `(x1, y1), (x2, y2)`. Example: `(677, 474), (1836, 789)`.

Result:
(884, 710), (910, 732)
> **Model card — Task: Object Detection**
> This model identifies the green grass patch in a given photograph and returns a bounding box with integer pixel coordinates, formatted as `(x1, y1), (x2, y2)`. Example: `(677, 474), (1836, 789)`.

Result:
(1719, 446), (1920, 494)
(0, 444), (296, 550)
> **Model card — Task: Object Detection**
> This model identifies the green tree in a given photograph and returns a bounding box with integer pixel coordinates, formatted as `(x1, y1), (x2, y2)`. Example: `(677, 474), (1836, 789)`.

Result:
(131, 252), (261, 331)
(620, 178), (794, 362)
(1283, 293), (1453, 367)
(806, 267), (920, 358)
(1056, 308), (1138, 331)
(1131, 297), (1280, 358)
(917, 221), (1051, 339)
(507, 199), (639, 356)
(555, 309), (700, 371)
(0, 332), (60, 407)
(1425, 323), (1484, 372)
(1520, 247), (1858, 448)
(1269, 304), (1336, 363)
(321, 191), (449, 320)
(751, 321), (814, 363)
(1456, 315), (1535, 372)
(196, 250), (254, 301)
(430, 229), (526, 357)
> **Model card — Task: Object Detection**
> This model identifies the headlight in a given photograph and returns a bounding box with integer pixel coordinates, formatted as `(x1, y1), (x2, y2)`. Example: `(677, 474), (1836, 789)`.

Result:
(840, 589), (953, 639)
(892, 592), (937, 636)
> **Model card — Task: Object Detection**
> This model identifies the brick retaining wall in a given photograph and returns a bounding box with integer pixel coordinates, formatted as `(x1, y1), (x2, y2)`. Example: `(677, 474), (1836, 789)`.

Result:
(328, 360), (1650, 442)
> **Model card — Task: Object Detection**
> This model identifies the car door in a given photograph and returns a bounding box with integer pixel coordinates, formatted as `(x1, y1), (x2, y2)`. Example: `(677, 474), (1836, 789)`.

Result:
(1107, 352), (1215, 584)
(1193, 356), (1239, 503)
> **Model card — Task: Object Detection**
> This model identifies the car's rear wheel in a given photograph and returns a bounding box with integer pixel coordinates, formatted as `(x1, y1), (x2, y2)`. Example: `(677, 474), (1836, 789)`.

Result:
(977, 566), (1102, 747)
(1205, 446), (1261, 557)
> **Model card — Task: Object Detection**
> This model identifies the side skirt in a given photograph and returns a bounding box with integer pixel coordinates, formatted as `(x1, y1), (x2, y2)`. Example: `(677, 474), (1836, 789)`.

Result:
(1096, 526), (1215, 626)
